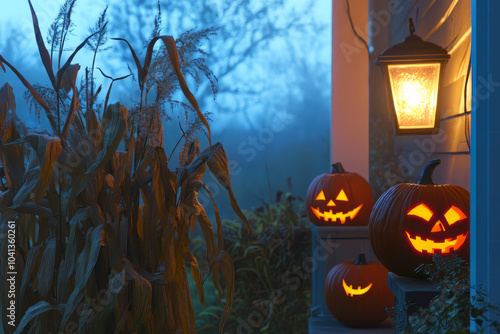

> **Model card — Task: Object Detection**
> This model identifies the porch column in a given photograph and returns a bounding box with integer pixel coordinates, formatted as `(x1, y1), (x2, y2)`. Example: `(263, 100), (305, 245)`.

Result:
(331, 0), (369, 179)
(471, 0), (500, 331)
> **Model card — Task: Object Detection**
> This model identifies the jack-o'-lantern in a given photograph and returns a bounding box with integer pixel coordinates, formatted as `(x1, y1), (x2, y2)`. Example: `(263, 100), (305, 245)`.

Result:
(306, 163), (374, 226)
(324, 254), (394, 327)
(369, 159), (470, 278)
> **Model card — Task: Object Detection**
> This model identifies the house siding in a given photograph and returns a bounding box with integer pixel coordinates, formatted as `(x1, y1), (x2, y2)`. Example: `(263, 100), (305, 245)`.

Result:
(471, 0), (500, 330)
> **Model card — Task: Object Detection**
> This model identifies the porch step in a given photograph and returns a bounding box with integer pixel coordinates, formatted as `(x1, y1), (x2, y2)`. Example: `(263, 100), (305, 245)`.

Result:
(309, 316), (394, 333)
(387, 272), (440, 332)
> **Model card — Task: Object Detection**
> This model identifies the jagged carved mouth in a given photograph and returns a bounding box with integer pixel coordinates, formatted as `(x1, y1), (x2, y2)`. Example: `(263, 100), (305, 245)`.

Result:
(311, 204), (363, 224)
(405, 231), (469, 254)
(342, 279), (372, 297)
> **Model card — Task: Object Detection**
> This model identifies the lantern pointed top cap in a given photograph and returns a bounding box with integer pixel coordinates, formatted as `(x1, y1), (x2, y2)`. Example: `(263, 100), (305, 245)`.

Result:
(376, 18), (450, 64)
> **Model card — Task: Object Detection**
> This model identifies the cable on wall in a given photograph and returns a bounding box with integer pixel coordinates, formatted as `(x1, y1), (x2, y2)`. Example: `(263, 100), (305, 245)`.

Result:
(464, 56), (471, 151)
(346, 0), (369, 53)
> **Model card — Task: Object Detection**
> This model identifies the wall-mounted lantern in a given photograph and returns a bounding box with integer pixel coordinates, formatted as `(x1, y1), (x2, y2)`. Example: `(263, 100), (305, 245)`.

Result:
(376, 19), (450, 135)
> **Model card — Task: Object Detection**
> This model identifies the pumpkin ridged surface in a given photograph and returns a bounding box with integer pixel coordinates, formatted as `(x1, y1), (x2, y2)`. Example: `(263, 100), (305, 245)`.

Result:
(324, 259), (394, 327)
(369, 182), (470, 278)
(306, 169), (374, 226)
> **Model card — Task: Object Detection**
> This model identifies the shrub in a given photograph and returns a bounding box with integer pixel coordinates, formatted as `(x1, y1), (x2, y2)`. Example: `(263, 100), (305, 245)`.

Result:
(389, 255), (500, 333)
(192, 191), (311, 333)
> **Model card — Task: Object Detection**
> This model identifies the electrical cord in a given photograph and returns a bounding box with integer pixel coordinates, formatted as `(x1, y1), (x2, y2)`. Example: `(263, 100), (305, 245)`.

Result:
(346, 0), (369, 53)
(464, 56), (471, 151)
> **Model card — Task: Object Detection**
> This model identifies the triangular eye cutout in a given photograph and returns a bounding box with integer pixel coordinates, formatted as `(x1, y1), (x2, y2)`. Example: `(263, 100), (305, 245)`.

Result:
(444, 206), (467, 225)
(336, 189), (348, 201)
(407, 203), (433, 221)
(315, 191), (326, 201)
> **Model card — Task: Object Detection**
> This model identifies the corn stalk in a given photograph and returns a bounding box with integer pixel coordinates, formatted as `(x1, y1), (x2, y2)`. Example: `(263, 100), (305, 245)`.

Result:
(0, 1), (248, 333)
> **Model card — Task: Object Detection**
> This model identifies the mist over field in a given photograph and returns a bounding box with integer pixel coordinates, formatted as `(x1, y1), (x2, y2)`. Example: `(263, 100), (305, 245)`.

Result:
(0, 0), (331, 216)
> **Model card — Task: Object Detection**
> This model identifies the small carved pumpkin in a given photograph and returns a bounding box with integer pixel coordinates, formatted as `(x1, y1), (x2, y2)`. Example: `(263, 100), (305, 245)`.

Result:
(306, 163), (374, 226)
(369, 159), (470, 278)
(324, 254), (394, 327)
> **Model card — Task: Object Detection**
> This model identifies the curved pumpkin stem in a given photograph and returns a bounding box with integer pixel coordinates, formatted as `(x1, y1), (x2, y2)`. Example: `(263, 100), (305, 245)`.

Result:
(418, 159), (441, 185)
(331, 162), (345, 174)
(354, 253), (367, 265)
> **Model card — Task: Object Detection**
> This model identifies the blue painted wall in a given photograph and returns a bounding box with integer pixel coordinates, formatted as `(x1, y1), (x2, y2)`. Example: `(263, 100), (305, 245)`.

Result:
(472, 0), (500, 331)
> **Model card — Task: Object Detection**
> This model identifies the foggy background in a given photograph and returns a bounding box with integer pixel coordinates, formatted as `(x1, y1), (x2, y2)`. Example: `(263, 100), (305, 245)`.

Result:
(0, 0), (331, 218)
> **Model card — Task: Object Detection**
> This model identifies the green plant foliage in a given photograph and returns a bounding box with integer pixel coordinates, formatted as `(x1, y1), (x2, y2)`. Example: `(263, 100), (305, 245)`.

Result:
(191, 191), (311, 333)
(0, 1), (247, 333)
(388, 255), (500, 334)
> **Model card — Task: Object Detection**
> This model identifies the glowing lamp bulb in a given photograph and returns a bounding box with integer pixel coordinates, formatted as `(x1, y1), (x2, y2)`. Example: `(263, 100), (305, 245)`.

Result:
(401, 80), (423, 108)
(387, 63), (440, 130)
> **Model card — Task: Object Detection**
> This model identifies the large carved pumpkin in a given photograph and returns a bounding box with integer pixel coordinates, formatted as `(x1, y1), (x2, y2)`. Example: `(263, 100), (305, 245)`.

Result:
(369, 159), (470, 278)
(324, 254), (394, 327)
(306, 163), (374, 226)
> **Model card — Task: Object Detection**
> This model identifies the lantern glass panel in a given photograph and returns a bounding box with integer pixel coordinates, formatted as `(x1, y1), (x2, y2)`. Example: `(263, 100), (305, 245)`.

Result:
(387, 63), (441, 129)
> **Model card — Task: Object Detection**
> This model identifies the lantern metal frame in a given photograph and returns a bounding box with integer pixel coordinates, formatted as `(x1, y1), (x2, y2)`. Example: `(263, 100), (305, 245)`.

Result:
(376, 19), (450, 135)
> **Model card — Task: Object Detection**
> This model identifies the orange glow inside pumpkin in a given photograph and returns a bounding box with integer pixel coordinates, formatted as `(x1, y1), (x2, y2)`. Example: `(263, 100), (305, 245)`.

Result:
(405, 203), (468, 254)
(444, 206), (467, 225)
(407, 203), (433, 221)
(342, 279), (373, 297)
(311, 189), (363, 224)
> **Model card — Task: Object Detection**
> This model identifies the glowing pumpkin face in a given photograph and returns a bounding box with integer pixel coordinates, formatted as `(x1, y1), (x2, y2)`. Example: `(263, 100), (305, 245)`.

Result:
(306, 163), (374, 226)
(342, 279), (372, 297)
(405, 203), (468, 254)
(369, 159), (470, 278)
(324, 254), (394, 327)
(310, 189), (363, 224)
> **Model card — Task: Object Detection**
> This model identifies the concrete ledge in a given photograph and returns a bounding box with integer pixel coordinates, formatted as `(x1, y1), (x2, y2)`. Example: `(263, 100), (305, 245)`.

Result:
(310, 224), (370, 239)
(387, 272), (440, 332)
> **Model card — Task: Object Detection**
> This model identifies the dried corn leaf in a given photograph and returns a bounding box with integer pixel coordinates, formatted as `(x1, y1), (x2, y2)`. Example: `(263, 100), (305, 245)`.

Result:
(13, 301), (57, 334)
(59, 223), (121, 330)
(62, 103), (127, 216)
(29, 136), (62, 203)
(61, 81), (80, 141)
(37, 238), (56, 297)
(214, 250), (235, 333)
(59, 64), (80, 94)
(27, 0), (56, 88)
(111, 152), (128, 192)
(19, 244), (43, 312)
(55, 28), (102, 92)
(0, 55), (57, 133)
(124, 259), (153, 329)
(179, 138), (199, 167)
(79, 269), (125, 332)
(86, 105), (100, 151)
(1, 116), (25, 190)
(185, 251), (205, 306)
(147, 36), (211, 145)
(6, 202), (53, 217)
(0, 82), (16, 132)
(206, 143), (249, 233)
(110, 38), (143, 87)
(198, 181), (223, 251)
(12, 168), (40, 205)
(57, 206), (99, 303)
(4, 134), (62, 203)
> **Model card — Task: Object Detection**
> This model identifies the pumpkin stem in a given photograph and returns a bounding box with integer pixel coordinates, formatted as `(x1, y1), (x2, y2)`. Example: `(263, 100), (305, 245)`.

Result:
(331, 162), (345, 174)
(354, 253), (367, 265)
(418, 159), (441, 185)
